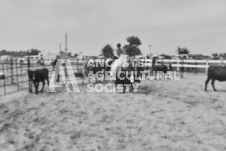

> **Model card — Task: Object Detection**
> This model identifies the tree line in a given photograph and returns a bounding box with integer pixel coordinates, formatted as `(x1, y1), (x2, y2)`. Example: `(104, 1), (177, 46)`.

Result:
(1, 36), (224, 60)
(211, 53), (226, 59)
(101, 36), (142, 58)
(0, 49), (41, 57)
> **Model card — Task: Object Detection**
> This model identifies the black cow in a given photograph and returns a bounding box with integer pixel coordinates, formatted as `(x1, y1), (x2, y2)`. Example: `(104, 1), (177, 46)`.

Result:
(28, 68), (49, 94)
(205, 66), (226, 91)
(152, 57), (172, 74)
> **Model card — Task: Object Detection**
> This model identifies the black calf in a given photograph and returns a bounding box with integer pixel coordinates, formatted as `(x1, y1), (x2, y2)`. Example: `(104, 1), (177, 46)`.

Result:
(28, 68), (49, 94)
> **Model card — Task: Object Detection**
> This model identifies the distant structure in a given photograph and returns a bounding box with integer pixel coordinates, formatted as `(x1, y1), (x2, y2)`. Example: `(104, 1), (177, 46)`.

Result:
(176, 54), (189, 59)
(65, 33), (68, 53)
(39, 51), (58, 60)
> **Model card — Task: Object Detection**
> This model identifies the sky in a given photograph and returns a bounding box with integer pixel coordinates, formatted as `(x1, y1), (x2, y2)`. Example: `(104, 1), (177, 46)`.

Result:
(0, 0), (226, 56)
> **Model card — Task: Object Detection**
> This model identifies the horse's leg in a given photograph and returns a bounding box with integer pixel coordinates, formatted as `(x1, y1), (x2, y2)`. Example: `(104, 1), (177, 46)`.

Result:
(95, 73), (99, 83)
(130, 84), (134, 92)
(205, 76), (211, 91)
(211, 79), (217, 91)
(41, 80), (45, 92)
(115, 83), (118, 92)
(95, 76), (99, 83)
(56, 74), (60, 82)
(123, 85), (126, 93)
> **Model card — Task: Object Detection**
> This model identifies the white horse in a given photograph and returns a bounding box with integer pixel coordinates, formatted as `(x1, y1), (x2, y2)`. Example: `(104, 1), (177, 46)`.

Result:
(107, 54), (135, 84)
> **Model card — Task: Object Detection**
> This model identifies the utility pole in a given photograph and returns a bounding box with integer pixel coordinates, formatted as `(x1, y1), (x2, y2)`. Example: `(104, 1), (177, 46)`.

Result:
(59, 43), (61, 52)
(65, 33), (67, 53)
(148, 45), (152, 55)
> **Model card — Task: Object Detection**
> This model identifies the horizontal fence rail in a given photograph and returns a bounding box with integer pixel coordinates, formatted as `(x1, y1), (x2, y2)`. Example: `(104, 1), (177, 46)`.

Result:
(156, 59), (226, 63)
(155, 59), (225, 74)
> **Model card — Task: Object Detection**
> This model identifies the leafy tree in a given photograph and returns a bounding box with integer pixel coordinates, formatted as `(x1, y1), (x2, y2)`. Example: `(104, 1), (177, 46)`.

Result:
(29, 48), (41, 55)
(0, 50), (7, 55)
(159, 54), (172, 59)
(176, 46), (190, 55)
(68, 52), (72, 57)
(219, 53), (226, 59)
(74, 53), (78, 58)
(123, 45), (141, 56)
(212, 53), (219, 59)
(0, 49), (41, 57)
(102, 44), (114, 58)
(212, 53), (226, 59)
(123, 36), (142, 56)
(126, 36), (142, 46)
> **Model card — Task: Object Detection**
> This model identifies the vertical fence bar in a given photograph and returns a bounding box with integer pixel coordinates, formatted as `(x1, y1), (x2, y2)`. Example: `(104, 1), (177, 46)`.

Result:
(195, 61), (197, 75)
(20, 57), (22, 78)
(77, 59), (79, 73)
(205, 60), (209, 74)
(16, 58), (19, 91)
(6, 58), (8, 77)
(181, 59), (184, 78)
(177, 59), (179, 72)
(2, 62), (7, 94)
(11, 57), (14, 84)
(27, 54), (32, 93)
(2, 61), (6, 95)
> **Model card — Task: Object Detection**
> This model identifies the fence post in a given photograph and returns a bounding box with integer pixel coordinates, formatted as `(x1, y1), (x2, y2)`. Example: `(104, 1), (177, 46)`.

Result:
(7, 58), (9, 76)
(195, 61), (197, 75)
(27, 56), (32, 93)
(221, 58), (223, 66)
(181, 59), (184, 78)
(1, 61), (6, 95)
(177, 59), (180, 71)
(20, 57), (22, 78)
(16, 58), (19, 90)
(11, 57), (14, 84)
(77, 59), (79, 73)
(205, 60), (208, 74)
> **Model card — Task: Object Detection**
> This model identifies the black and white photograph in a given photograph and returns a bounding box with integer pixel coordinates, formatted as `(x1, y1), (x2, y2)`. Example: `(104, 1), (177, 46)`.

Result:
(0, 0), (226, 150)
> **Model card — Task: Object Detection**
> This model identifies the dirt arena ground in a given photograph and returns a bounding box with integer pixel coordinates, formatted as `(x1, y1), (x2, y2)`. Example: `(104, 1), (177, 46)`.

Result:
(0, 74), (226, 151)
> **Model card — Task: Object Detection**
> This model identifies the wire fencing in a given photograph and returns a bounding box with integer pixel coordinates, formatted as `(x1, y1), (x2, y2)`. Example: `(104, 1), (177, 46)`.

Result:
(0, 57), (88, 96)
(0, 58), (54, 96)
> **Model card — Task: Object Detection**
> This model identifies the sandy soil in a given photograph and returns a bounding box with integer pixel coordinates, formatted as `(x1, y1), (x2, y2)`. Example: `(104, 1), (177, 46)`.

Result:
(0, 74), (226, 151)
